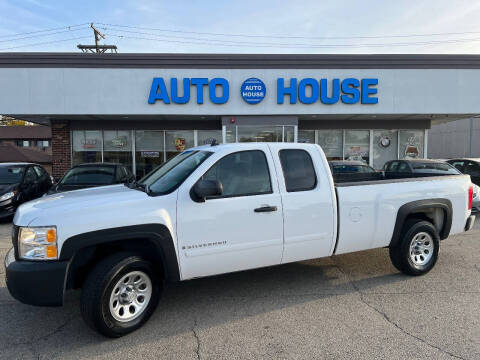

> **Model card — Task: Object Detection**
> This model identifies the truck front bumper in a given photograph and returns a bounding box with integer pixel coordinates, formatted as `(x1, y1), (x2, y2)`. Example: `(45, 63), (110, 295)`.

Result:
(4, 248), (68, 306)
(465, 215), (476, 232)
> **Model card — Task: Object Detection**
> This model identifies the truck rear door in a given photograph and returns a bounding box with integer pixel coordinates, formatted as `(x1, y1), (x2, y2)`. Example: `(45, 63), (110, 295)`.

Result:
(268, 144), (337, 263)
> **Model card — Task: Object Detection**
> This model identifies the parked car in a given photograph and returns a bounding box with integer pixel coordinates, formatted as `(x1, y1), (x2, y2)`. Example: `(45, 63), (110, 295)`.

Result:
(446, 159), (480, 186)
(5, 143), (474, 337)
(48, 163), (135, 194)
(0, 162), (52, 219)
(329, 160), (382, 182)
(471, 183), (480, 212)
(383, 159), (461, 179)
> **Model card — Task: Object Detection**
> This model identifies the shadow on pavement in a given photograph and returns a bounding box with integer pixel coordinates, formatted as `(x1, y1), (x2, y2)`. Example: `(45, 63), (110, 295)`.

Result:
(0, 251), (409, 356)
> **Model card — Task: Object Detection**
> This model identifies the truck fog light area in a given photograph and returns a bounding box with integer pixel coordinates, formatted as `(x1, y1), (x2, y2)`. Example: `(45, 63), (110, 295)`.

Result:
(18, 226), (58, 260)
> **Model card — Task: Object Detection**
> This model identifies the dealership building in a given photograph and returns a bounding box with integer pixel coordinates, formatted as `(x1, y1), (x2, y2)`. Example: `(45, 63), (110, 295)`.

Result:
(1, 53), (480, 179)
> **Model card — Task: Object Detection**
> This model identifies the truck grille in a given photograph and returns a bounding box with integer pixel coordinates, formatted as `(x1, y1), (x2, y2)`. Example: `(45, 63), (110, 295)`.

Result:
(11, 225), (19, 259)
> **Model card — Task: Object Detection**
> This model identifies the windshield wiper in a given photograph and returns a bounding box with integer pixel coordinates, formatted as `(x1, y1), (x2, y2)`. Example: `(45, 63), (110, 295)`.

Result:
(125, 180), (151, 195)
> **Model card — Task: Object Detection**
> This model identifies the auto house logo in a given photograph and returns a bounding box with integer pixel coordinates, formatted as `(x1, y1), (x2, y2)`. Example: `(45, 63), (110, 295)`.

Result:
(240, 77), (266, 104)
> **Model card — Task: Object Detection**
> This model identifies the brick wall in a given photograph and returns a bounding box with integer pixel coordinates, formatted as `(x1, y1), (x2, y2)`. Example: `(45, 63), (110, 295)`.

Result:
(51, 120), (71, 180)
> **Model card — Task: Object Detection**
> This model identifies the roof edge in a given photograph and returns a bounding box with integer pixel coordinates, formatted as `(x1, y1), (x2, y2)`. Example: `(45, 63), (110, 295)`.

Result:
(2, 53), (480, 69)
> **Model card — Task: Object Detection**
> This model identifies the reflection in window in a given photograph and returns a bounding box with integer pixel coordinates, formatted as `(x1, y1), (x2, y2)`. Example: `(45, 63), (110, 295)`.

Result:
(198, 130), (222, 145)
(399, 130), (424, 159)
(72, 130), (102, 165)
(317, 130), (343, 160)
(373, 130), (398, 170)
(203, 151), (272, 197)
(135, 130), (165, 180)
(165, 130), (194, 161)
(298, 130), (315, 144)
(103, 130), (133, 169)
(344, 130), (369, 164)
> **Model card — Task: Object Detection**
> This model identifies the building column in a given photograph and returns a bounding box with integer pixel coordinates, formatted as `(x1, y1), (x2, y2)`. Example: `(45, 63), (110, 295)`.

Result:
(51, 120), (71, 180)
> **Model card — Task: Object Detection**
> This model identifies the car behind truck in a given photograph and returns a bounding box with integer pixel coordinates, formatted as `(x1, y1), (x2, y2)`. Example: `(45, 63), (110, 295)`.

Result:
(4, 143), (475, 337)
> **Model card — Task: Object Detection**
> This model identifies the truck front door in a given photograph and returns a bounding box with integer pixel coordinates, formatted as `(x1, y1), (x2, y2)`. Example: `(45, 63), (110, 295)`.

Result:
(176, 146), (284, 279)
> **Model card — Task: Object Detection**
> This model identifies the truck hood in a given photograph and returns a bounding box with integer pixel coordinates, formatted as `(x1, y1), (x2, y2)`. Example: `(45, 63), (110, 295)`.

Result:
(14, 184), (148, 226)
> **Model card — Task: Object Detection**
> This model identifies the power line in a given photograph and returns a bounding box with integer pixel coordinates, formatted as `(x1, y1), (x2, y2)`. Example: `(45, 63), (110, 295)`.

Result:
(104, 32), (480, 49)
(0, 35), (91, 51)
(97, 22), (480, 40)
(0, 23), (90, 39)
(0, 27), (90, 44)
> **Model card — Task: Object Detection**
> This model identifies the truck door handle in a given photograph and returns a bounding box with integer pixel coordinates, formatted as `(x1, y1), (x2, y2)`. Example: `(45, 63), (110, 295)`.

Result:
(254, 205), (277, 213)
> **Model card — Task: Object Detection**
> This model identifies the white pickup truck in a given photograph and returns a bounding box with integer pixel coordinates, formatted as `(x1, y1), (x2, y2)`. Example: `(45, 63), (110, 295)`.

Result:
(5, 143), (475, 337)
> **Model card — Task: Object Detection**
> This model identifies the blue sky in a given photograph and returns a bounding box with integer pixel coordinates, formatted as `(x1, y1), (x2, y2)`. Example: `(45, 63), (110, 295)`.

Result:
(1, 0), (480, 53)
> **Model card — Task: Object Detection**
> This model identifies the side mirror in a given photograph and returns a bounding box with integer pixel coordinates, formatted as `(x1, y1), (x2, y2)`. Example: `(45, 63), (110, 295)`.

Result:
(191, 180), (223, 202)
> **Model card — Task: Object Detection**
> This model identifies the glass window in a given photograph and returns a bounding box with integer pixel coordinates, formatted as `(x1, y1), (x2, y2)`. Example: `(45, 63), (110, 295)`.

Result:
(279, 150), (317, 192)
(448, 160), (465, 172)
(373, 130), (398, 170)
(135, 130), (165, 180)
(465, 161), (480, 176)
(23, 167), (37, 185)
(16, 140), (30, 147)
(237, 126), (283, 143)
(198, 130), (222, 146)
(225, 125), (236, 143)
(141, 150), (212, 195)
(103, 130), (133, 169)
(72, 130), (102, 165)
(344, 130), (369, 164)
(298, 130), (315, 143)
(399, 130), (424, 159)
(284, 126), (295, 143)
(165, 130), (195, 161)
(60, 166), (116, 185)
(33, 166), (46, 178)
(331, 164), (375, 173)
(0, 165), (25, 184)
(317, 130), (342, 160)
(397, 162), (411, 173)
(202, 150), (272, 197)
(386, 161), (399, 172)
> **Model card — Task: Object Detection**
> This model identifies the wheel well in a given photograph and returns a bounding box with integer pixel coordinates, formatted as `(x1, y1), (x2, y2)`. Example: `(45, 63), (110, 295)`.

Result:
(390, 199), (453, 248)
(406, 207), (446, 237)
(66, 238), (166, 290)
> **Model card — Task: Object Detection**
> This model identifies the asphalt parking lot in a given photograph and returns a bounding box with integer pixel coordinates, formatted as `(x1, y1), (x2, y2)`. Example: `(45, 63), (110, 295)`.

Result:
(0, 220), (479, 360)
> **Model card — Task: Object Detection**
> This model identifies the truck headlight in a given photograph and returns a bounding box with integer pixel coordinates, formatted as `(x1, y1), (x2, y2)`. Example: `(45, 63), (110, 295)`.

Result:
(0, 191), (16, 202)
(18, 226), (57, 260)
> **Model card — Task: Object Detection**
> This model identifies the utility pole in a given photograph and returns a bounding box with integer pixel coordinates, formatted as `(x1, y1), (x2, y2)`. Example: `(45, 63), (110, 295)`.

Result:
(77, 23), (118, 53)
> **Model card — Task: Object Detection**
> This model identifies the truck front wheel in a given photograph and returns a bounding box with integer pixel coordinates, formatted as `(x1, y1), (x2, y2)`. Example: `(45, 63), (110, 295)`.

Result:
(389, 219), (440, 276)
(80, 252), (161, 337)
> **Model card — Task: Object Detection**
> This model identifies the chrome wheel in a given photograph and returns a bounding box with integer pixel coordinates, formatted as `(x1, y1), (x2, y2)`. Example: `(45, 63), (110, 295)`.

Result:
(409, 232), (434, 266)
(109, 271), (152, 322)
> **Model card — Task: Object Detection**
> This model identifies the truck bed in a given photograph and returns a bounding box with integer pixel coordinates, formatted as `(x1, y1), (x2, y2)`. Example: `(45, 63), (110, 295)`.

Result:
(333, 174), (471, 255)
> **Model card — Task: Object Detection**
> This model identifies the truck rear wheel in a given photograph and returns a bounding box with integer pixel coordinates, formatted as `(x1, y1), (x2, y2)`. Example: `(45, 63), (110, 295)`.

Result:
(80, 252), (161, 337)
(389, 219), (440, 276)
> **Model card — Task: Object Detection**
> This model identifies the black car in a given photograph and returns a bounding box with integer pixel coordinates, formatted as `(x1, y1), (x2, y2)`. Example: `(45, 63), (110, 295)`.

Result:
(329, 160), (382, 182)
(383, 159), (461, 179)
(48, 163), (135, 194)
(446, 158), (480, 186)
(0, 163), (52, 219)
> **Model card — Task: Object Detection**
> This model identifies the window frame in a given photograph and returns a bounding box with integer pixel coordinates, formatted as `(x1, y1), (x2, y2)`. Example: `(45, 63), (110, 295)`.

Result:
(23, 166), (38, 185)
(195, 149), (274, 200)
(278, 149), (318, 193)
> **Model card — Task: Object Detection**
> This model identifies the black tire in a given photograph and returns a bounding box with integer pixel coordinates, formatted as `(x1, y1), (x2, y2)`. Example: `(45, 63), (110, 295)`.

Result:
(81, 252), (161, 337)
(389, 219), (440, 276)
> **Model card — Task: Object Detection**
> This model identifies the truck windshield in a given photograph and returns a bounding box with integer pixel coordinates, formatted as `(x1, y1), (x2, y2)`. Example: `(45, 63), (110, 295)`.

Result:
(0, 166), (25, 184)
(140, 150), (212, 195)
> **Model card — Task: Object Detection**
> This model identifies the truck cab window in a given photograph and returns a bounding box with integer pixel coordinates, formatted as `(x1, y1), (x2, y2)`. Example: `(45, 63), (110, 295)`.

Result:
(202, 150), (272, 197)
(279, 149), (317, 192)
